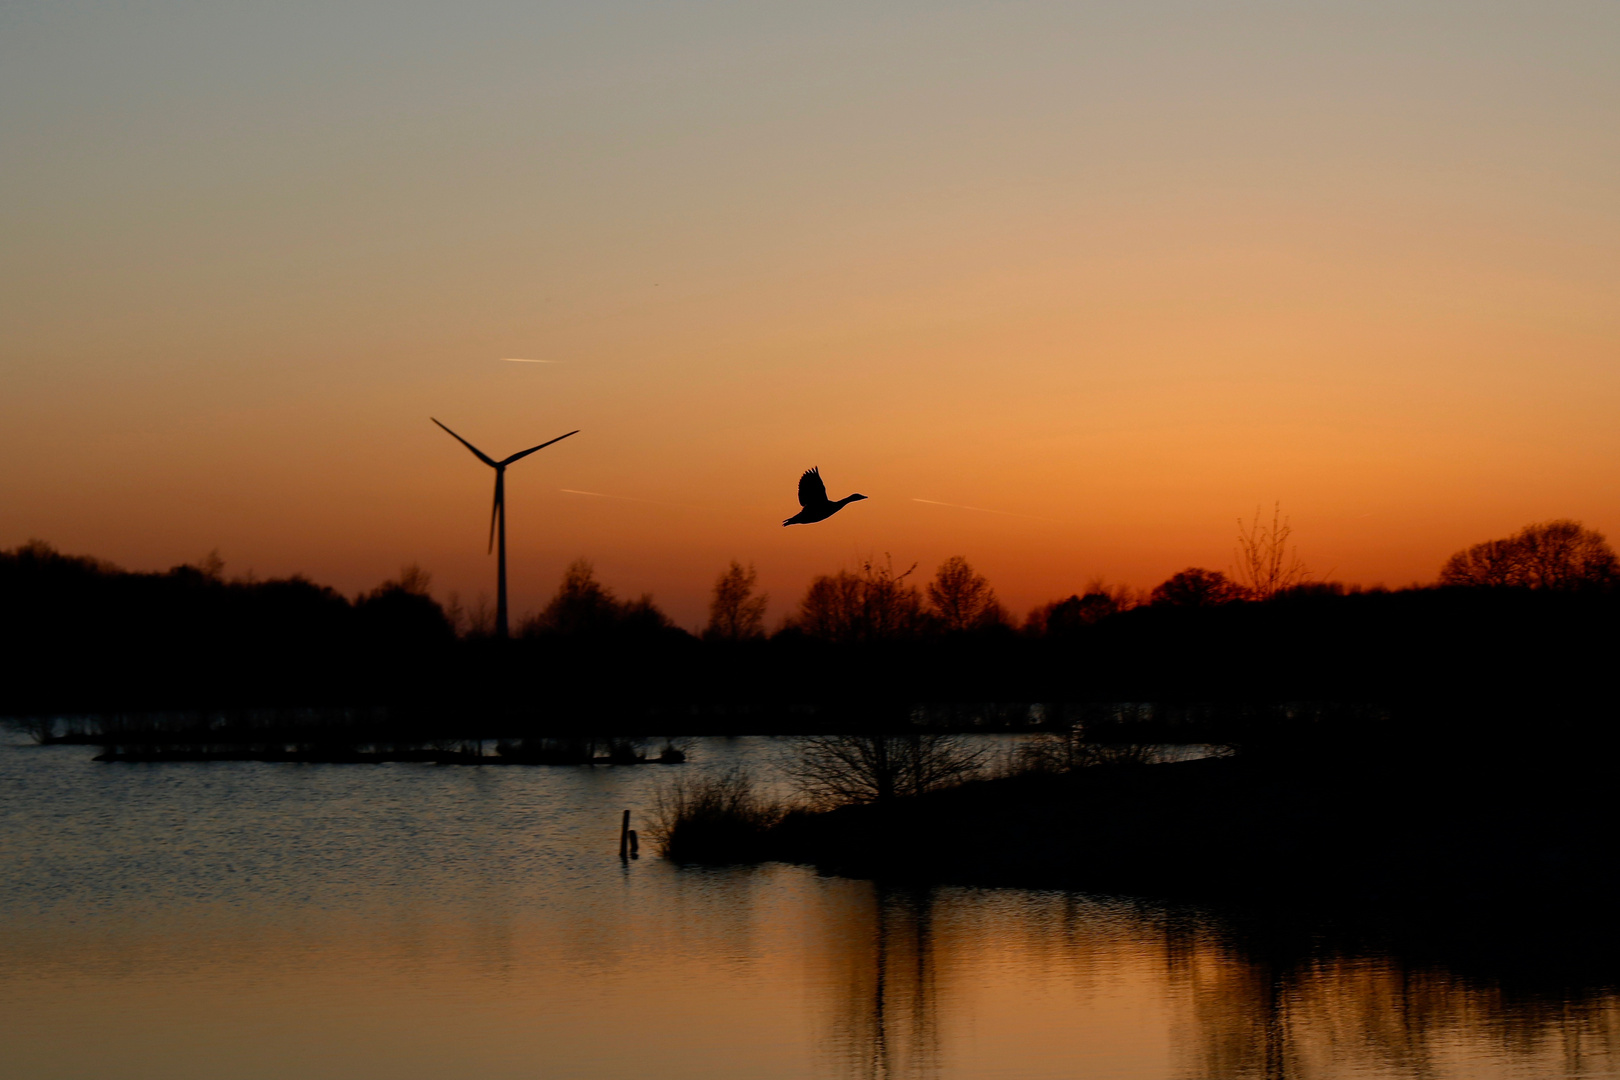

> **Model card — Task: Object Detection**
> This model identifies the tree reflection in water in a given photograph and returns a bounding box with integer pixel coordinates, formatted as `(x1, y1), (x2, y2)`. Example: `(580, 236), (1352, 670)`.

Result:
(811, 882), (1620, 1080)
(1169, 915), (1620, 1079)
(816, 883), (942, 1080)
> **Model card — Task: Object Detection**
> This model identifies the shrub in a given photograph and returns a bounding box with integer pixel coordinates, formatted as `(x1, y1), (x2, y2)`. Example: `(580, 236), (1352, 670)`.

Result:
(650, 768), (785, 862)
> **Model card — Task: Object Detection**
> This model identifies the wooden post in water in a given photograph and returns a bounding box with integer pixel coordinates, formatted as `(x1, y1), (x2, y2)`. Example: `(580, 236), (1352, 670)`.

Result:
(619, 809), (630, 858)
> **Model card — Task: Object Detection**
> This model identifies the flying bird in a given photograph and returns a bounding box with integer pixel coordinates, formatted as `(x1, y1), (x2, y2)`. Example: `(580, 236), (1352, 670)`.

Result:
(783, 467), (867, 526)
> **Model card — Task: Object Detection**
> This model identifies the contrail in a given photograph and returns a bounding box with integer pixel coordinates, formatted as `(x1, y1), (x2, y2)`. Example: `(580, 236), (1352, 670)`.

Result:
(912, 497), (1053, 522)
(560, 488), (680, 508)
(503, 358), (560, 363)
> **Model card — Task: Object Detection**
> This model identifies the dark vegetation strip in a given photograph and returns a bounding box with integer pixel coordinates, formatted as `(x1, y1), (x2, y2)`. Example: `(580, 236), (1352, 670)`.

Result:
(757, 747), (1620, 907)
(3, 538), (1618, 724)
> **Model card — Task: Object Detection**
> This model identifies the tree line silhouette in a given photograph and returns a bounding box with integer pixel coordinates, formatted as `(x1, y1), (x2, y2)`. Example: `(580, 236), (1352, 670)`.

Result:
(2, 516), (1615, 721)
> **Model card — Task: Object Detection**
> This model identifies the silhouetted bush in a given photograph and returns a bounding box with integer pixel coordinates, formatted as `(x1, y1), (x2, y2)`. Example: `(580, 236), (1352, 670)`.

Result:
(1150, 567), (1243, 607)
(1025, 589), (1123, 635)
(355, 565), (456, 648)
(651, 768), (786, 861)
(520, 558), (675, 637)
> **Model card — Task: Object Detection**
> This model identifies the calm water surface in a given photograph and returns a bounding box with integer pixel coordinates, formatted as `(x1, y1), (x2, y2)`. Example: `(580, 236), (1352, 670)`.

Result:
(1, 735), (1616, 1079)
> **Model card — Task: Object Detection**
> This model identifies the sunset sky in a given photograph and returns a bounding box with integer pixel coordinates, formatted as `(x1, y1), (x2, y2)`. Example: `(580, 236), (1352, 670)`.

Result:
(3, 0), (1617, 626)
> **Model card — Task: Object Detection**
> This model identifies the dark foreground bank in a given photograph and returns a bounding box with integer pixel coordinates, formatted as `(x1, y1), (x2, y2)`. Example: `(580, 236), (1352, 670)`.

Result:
(765, 755), (1615, 899)
(672, 726), (1620, 981)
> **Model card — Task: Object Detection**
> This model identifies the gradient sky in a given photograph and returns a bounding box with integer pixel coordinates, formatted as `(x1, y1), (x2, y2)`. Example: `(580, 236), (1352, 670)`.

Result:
(3, 0), (1617, 627)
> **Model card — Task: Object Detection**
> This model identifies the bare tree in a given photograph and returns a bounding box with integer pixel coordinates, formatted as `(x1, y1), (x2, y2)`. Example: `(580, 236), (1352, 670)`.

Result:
(359, 563), (436, 601)
(1025, 594), (1107, 635)
(443, 590), (467, 636)
(925, 556), (1005, 632)
(394, 563), (433, 596)
(1439, 537), (1520, 587)
(524, 559), (620, 635)
(619, 593), (674, 632)
(1150, 567), (1244, 607)
(467, 592), (495, 637)
(795, 555), (924, 643)
(192, 549), (225, 581)
(1440, 520), (1618, 590)
(1233, 503), (1310, 600)
(784, 733), (985, 806)
(355, 564), (454, 639)
(1017, 732), (1161, 773)
(1024, 578), (1134, 635)
(705, 560), (769, 640)
(518, 560), (673, 636)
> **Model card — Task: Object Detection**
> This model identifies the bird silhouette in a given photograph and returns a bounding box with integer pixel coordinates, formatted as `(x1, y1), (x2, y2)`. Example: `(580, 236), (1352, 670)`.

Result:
(783, 467), (868, 526)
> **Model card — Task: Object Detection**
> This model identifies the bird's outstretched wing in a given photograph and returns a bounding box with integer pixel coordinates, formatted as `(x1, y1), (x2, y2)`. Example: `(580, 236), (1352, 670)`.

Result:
(798, 467), (827, 508)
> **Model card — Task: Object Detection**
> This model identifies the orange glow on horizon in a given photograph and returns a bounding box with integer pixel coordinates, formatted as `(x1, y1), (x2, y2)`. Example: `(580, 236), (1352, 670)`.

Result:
(1, 1), (1615, 626)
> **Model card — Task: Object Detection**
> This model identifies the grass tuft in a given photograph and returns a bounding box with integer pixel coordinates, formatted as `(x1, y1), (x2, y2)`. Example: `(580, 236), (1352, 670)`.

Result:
(650, 768), (786, 863)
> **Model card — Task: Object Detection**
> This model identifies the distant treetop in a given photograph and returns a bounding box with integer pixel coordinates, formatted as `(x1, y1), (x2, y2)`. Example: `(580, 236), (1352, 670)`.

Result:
(1440, 520), (1618, 591)
(1150, 568), (1244, 608)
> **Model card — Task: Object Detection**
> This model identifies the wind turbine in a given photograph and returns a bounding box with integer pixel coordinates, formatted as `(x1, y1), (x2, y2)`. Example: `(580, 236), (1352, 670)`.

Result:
(432, 418), (578, 639)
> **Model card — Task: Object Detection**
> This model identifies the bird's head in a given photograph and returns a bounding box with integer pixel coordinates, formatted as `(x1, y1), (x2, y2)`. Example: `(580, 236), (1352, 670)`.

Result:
(847, 493), (869, 502)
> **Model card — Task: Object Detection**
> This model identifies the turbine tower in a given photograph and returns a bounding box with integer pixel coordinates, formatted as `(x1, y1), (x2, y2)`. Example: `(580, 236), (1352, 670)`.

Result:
(432, 418), (578, 638)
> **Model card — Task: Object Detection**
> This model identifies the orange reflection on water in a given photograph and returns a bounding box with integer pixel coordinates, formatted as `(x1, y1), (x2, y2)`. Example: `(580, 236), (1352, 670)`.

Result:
(801, 885), (1620, 1080)
(4, 730), (1619, 1080)
(5, 877), (1620, 1080)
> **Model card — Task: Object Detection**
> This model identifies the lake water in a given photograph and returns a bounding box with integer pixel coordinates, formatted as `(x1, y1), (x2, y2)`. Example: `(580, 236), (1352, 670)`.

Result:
(2, 734), (1616, 1080)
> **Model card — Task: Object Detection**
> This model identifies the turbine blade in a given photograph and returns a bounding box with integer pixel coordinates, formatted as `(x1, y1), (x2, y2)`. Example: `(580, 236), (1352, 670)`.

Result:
(499, 429), (580, 467)
(432, 418), (497, 467)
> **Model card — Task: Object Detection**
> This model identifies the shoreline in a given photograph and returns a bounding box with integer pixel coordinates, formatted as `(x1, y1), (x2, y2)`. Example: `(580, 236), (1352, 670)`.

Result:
(673, 749), (1620, 981)
(89, 746), (689, 766)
